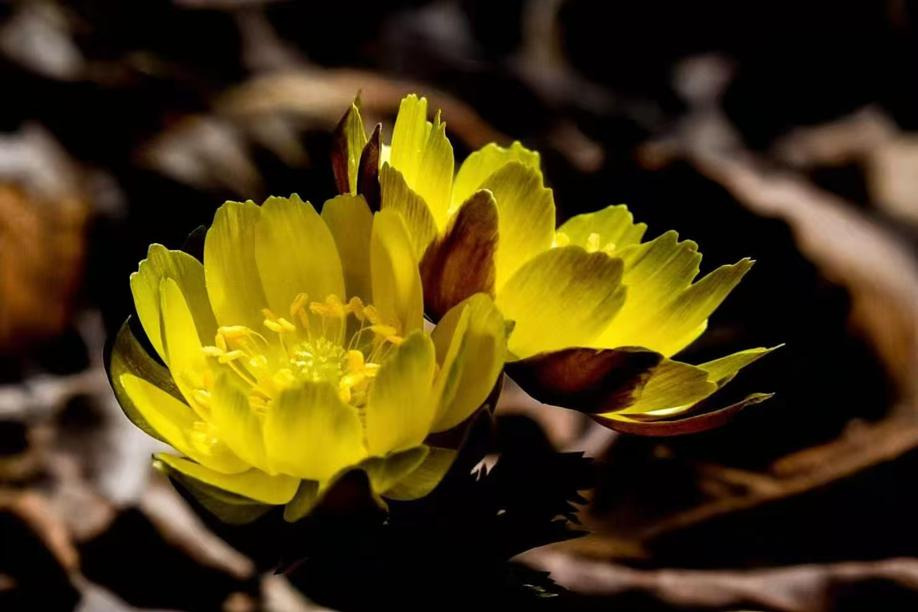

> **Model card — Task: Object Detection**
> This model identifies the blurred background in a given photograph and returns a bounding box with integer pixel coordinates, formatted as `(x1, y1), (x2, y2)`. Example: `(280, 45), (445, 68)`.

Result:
(1, 0), (917, 610)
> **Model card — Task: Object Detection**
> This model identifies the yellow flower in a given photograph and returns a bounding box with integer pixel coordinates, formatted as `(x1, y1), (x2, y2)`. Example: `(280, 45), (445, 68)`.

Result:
(335, 94), (777, 435)
(108, 194), (506, 521)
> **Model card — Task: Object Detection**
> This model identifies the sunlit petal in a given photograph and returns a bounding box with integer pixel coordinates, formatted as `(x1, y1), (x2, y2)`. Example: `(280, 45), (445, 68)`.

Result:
(365, 331), (437, 456)
(497, 247), (625, 358)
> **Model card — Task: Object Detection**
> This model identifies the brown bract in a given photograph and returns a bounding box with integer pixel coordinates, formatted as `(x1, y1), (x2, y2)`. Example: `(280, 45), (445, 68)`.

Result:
(357, 124), (382, 211)
(506, 348), (662, 415)
(592, 393), (772, 437)
(330, 108), (353, 195)
(420, 191), (498, 320)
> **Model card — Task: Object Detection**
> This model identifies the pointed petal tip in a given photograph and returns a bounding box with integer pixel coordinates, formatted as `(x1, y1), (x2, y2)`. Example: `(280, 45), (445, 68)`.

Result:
(594, 391), (774, 436)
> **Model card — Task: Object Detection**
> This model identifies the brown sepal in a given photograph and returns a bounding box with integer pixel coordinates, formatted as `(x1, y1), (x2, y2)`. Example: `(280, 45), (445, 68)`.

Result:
(357, 124), (381, 212)
(593, 393), (772, 437)
(505, 347), (663, 414)
(420, 190), (498, 320)
(331, 106), (354, 194)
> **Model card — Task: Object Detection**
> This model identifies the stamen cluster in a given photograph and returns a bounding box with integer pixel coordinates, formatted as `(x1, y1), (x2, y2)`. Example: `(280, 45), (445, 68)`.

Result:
(202, 294), (403, 408)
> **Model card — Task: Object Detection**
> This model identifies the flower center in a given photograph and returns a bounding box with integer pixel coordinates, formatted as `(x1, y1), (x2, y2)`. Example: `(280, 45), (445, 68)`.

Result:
(201, 294), (402, 410)
(290, 337), (346, 383)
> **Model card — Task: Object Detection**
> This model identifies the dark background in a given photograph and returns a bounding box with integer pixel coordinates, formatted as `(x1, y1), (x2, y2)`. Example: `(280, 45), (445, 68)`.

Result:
(1, 1), (917, 610)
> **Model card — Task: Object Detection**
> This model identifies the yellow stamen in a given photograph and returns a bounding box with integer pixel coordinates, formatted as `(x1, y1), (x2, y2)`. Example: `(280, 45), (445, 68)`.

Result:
(218, 350), (246, 364)
(290, 292), (309, 319)
(310, 294), (347, 319)
(347, 297), (365, 319)
(219, 325), (252, 340)
(201, 292), (404, 412)
(202, 346), (225, 358)
(263, 319), (284, 333)
(248, 354), (269, 369)
(345, 349), (365, 373)
(368, 324), (398, 338)
(261, 309), (296, 334)
(363, 305), (382, 325)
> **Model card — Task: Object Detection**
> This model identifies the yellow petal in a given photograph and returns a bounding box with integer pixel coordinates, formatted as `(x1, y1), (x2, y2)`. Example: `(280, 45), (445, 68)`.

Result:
(206, 374), (268, 473)
(452, 141), (541, 210)
(361, 446), (430, 496)
(365, 331), (437, 456)
(370, 208), (424, 333)
(322, 194), (374, 302)
(120, 374), (247, 473)
(160, 277), (209, 415)
(655, 259), (755, 356)
(699, 345), (780, 387)
(263, 381), (366, 481)
(597, 224), (754, 357)
(384, 446), (457, 501)
(283, 480), (322, 522)
(156, 460), (271, 524)
(204, 201), (267, 330)
(496, 246), (626, 359)
(130, 244), (217, 362)
(379, 163), (438, 259)
(616, 345), (779, 418)
(616, 360), (716, 414)
(282, 447), (429, 521)
(254, 195), (345, 340)
(388, 94), (454, 229)
(430, 294), (506, 432)
(480, 162), (556, 289)
(595, 231), (702, 354)
(556, 204), (647, 253)
(155, 454), (298, 505)
(107, 320), (181, 443)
